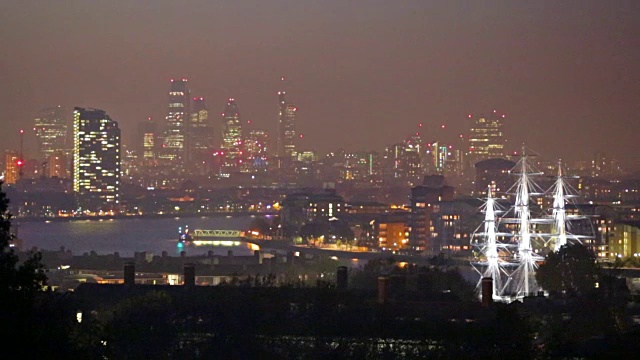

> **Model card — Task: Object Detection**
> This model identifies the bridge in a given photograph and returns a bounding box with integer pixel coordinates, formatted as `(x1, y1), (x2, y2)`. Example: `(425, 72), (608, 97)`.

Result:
(178, 228), (264, 248)
(192, 229), (246, 239)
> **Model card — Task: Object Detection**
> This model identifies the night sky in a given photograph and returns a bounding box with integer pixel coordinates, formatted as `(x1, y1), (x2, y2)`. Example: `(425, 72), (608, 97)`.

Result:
(1, 1), (638, 169)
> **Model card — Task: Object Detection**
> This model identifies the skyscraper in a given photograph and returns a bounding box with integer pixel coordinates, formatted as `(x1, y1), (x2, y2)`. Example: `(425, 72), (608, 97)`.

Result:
(137, 117), (157, 160)
(277, 91), (297, 159)
(34, 106), (68, 160)
(187, 97), (212, 163)
(246, 129), (269, 172)
(73, 107), (121, 212)
(160, 78), (190, 162)
(467, 111), (506, 166)
(220, 99), (243, 173)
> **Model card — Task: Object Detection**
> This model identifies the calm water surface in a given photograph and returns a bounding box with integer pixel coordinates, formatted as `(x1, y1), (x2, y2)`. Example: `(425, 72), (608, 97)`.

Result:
(15, 215), (258, 257)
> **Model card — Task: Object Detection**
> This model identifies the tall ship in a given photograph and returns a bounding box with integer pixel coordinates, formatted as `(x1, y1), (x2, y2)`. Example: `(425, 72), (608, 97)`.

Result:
(470, 147), (595, 303)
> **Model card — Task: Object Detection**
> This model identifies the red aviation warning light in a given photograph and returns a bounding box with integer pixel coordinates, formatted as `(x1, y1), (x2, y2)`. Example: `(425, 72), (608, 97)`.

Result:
(16, 160), (24, 167)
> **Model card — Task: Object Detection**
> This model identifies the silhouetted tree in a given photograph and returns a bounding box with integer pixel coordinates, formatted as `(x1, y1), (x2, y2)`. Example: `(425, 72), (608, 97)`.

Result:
(0, 182), (48, 355)
(536, 243), (600, 297)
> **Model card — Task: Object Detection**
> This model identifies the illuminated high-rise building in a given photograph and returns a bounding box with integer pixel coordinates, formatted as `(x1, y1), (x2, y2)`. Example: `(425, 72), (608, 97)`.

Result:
(3, 151), (20, 185)
(187, 97), (212, 163)
(73, 107), (121, 212)
(246, 129), (269, 172)
(160, 78), (190, 162)
(277, 91), (297, 159)
(467, 111), (506, 166)
(34, 106), (68, 159)
(220, 99), (243, 173)
(137, 117), (157, 160)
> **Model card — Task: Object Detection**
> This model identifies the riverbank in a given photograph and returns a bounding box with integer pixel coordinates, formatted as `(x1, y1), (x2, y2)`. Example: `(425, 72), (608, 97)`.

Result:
(13, 211), (278, 224)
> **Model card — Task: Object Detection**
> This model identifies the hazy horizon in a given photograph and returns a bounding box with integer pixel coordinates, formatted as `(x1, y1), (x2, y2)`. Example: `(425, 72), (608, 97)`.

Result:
(1, 1), (638, 170)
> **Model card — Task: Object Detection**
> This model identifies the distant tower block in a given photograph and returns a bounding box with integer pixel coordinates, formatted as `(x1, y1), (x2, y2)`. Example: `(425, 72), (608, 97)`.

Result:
(72, 107), (121, 212)
(160, 78), (191, 163)
(34, 105), (68, 160)
(220, 98), (243, 173)
(277, 86), (298, 166)
(467, 111), (506, 166)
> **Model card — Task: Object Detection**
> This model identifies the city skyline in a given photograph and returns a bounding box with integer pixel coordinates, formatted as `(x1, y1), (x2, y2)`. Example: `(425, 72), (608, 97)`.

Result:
(1, 1), (639, 170)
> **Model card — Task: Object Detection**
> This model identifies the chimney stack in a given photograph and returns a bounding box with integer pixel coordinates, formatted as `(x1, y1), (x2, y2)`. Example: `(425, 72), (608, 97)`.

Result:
(481, 277), (493, 307)
(124, 262), (135, 286)
(184, 263), (196, 287)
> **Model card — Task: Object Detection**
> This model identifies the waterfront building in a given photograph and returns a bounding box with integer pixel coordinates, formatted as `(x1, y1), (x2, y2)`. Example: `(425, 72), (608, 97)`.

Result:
(609, 221), (640, 259)
(280, 188), (346, 233)
(408, 175), (455, 253)
(373, 212), (409, 251)
(432, 197), (483, 253)
(72, 107), (121, 212)
(34, 106), (68, 160)
(160, 79), (190, 163)
(467, 111), (506, 167)
(220, 99), (243, 174)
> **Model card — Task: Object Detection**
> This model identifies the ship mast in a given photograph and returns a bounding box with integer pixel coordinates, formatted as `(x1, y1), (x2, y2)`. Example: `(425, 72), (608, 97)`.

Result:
(484, 185), (499, 298)
(552, 160), (568, 251)
(505, 145), (543, 299)
(547, 159), (593, 252)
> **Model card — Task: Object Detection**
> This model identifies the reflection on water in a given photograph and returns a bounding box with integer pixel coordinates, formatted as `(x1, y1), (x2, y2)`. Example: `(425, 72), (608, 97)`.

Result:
(15, 216), (256, 257)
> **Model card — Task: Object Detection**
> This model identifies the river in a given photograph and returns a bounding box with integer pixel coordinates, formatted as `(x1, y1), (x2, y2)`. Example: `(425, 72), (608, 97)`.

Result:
(14, 215), (260, 257)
